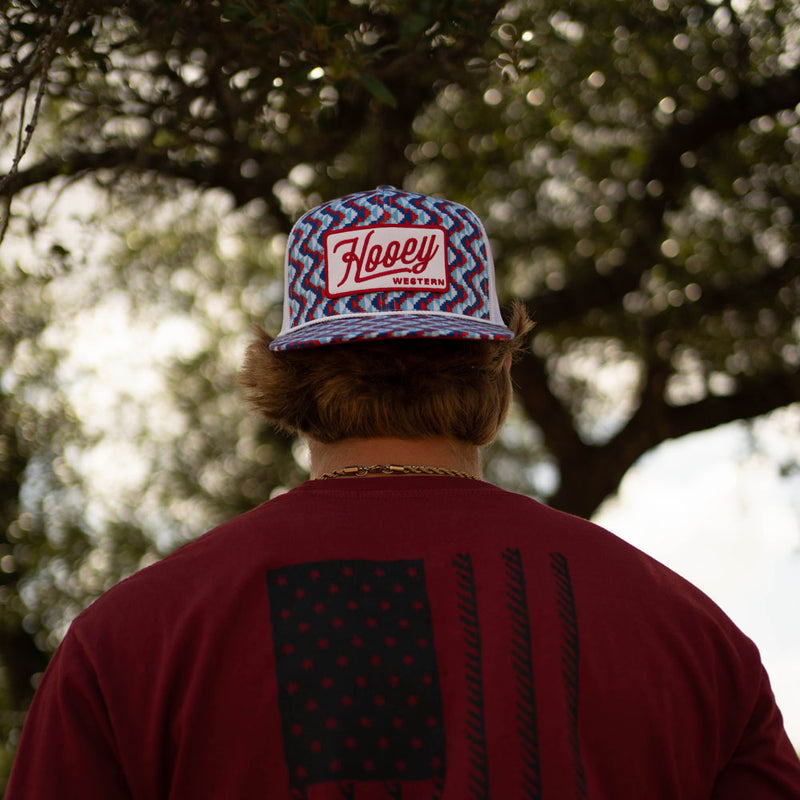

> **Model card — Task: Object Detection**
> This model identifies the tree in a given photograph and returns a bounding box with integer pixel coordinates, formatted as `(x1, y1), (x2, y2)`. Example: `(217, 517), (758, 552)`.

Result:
(3, 0), (797, 511)
(1, 0), (799, 782)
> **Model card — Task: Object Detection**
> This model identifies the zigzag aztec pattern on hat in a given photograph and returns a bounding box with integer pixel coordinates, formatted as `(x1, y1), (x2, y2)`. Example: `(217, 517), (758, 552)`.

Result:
(286, 189), (490, 328)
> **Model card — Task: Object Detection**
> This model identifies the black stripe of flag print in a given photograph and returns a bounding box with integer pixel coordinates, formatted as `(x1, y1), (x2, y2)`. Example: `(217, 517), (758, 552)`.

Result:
(453, 552), (490, 800)
(502, 548), (542, 800)
(550, 552), (587, 799)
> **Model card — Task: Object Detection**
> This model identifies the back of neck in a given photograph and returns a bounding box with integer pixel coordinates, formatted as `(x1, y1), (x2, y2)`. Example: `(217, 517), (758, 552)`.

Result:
(307, 436), (482, 480)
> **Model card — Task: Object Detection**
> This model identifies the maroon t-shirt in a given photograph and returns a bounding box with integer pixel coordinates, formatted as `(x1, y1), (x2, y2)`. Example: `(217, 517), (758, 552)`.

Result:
(8, 477), (800, 798)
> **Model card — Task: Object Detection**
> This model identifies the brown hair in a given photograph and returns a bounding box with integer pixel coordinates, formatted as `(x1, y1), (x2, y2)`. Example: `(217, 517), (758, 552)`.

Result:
(239, 302), (534, 445)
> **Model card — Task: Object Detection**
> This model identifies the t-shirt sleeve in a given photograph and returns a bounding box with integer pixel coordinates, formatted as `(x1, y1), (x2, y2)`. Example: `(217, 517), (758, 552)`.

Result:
(5, 625), (132, 799)
(712, 664), (800, 799)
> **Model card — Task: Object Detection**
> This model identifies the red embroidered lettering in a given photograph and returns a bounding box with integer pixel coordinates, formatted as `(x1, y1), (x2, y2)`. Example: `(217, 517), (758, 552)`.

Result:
(326, 225), (448, 296)
(333, 231), (439, 287)
(384, 240), (400, 268)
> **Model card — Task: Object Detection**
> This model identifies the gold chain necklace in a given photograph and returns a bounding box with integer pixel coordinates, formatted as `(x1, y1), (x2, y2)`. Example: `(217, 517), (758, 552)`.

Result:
(318, 464), (480, 480)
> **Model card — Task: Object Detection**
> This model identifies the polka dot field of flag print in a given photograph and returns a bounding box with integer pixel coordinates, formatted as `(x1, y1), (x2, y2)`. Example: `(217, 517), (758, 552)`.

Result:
(266, 558), (446, 792)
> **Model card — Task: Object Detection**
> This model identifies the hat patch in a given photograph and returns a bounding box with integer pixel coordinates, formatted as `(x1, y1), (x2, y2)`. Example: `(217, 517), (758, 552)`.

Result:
(324, 225), (449, 297)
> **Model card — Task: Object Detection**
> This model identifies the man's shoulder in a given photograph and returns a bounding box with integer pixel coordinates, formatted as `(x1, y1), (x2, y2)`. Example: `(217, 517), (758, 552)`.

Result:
(73, 498), (286, 628)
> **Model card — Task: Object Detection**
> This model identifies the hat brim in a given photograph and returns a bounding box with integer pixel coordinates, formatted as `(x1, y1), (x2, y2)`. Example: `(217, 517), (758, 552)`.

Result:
(269, 313), (514, 352)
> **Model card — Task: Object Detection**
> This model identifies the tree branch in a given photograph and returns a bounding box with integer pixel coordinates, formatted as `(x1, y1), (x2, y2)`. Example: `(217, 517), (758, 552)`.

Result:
(663, 369), (800, 441)
(646, 66), (800, 185)
(547, 363), (799, 518)
(511, 349), (585, 461)
(526, 64), (800, 328)
(0, 146), (292, 229)
(0, 0), (85, 188)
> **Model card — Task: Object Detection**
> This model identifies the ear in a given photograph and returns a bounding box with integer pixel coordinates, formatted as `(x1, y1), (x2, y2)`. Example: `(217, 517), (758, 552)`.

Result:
(504, 355), (512, 372)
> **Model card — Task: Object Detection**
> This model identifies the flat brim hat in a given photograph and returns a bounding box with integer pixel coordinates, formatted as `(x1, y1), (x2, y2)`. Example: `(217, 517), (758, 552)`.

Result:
(270, 185), (513, 351)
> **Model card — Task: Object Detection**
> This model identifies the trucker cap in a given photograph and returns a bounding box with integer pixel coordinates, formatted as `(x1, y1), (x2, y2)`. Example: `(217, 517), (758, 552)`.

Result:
(269, 185), (513, 351)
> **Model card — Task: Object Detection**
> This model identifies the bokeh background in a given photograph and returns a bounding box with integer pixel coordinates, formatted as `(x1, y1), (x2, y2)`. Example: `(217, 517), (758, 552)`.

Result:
(1, 0), (799, 788)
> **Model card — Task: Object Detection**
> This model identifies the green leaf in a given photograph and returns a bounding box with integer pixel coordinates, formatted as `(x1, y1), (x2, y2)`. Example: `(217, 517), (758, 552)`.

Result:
(284, 0), (316, 27)
(221, 3), (253, 23)
(356, 72), (397, 109)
